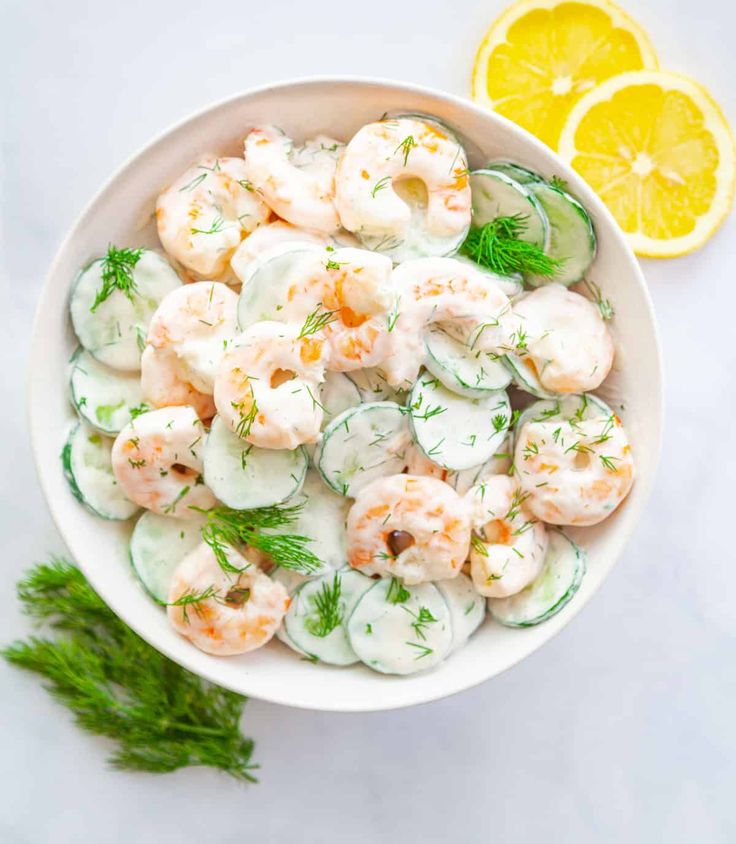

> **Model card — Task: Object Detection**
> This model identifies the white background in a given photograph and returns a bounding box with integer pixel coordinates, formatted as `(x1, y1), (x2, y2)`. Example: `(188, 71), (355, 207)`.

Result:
(1, 0), (734, 840)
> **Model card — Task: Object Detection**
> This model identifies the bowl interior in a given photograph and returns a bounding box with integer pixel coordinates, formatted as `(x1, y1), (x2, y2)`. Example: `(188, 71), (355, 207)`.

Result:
(29, 78), (662, 712)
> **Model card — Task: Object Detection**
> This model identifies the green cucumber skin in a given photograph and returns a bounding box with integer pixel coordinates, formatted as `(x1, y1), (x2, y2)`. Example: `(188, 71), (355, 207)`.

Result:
(527, 182), (596, 287)
(489, 530), (587, 628)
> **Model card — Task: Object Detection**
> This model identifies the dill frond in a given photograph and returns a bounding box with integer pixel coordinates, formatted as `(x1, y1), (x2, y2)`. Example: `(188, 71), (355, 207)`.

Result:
(3, 560), (257, 781)
(460, 215), (561, 278)
(91, 245), (143, 312)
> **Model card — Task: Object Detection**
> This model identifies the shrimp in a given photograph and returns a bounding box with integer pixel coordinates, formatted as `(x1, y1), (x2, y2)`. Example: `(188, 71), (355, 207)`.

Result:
(515, 410), (635, 526)
(466, 475), (548, 598)
(511, 284), (615, 393)
(111, 406), (216, 516)
(346, 474), (471, 584)
(334, 117), (471, 259)
(146, 281), (238, 393)
(244, 127), (344, 232)
(381, 257), (515, 387)
(140, 345), (216, 420)
(240, 246), (396, 372)
(213, 320), (329, 449)
(167, 542), (290, 656)
(156, 155), (271, 279)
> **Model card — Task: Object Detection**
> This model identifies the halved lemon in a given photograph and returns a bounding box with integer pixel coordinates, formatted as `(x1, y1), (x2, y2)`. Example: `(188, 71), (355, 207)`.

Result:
(558, 71), (735, 256)
(471, 0), (658, 150)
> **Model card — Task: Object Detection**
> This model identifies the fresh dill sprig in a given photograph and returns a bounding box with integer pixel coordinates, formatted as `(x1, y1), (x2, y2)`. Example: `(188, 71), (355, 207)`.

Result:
(583, 279), (615, 321)
(549, 175), (569, 191)
(298, 304), (337, 338)
(195, 503), (322, 575)
(386, 577), (410, 604)
(167, 585), (219, 623)
(470, 533), (488, 556)
(394, 135), (417, 166)
(371, 176), (392, 198)
(304, 574), (343, 638)
(2, 560), (257, 781)
(460, 215), (562, 277)
(91, 245), (143, 312)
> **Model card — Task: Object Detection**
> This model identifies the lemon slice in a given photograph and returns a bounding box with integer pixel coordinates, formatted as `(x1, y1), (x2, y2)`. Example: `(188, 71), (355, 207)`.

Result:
(558, 71), (735, 256)
(471, 0), (658, 150)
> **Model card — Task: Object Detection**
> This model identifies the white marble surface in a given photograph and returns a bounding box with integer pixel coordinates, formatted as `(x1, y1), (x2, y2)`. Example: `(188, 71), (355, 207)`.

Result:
(1, 0), (734, 840)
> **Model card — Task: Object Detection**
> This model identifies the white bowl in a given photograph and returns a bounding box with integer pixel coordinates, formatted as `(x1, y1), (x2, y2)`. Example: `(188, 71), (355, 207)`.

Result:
(28, 78), (663, 712)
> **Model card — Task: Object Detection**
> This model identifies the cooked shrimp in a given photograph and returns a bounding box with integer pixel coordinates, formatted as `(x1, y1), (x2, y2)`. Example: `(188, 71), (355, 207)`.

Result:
(167, 542), (290, 656)
(140, 345), (216, 420)
(335, 117), (471, 259)
(230, 220), (330, 284)
(244, 127), (343, 232)
(512, 284), (614, 393)
(213, 320), (329, 449)
(241, 246), (395, 372)
(146, 281), (238, 393)
(111, 406), (216, 516)
(346, 474), (471, 584)
(467, 475), (548, 598)
(381, 257), (514, 386)
(156, 155), (271, 279)
(515, 410), (634, 526)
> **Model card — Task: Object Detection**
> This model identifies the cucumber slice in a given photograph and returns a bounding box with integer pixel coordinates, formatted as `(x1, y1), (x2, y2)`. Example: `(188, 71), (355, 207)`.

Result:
(237, 248), (323, 330)
(347, 578), (453, 675)
(69, 348), (147, 434)
(318, 402), (412, 497)
(486, 160), (543, 185)
(409, 373), (510, 471)
(62, 422), (139, 520)
(345, 367), (409, 404)
(470, 170), (549, 249)
(357, 176), (470, 263)
(270, 567), (312, 653)
(320, 371), (362, 428)
(527, 182), (596, 287)
(513, 393), (613, 447)
(288, 470), (351, 571)
(435, 573), (486, 652)
(284, 569), (374, 665)
(203, 415), (307, 510)
(129, 510), (206, 603)
(424, 325), (512, 398)
(69, 249), (181, 372)
(445, 443), (512, 495)
(503, 354), (561, 400)
(489, 529), (586, 627)
(234, 240), (324, 286)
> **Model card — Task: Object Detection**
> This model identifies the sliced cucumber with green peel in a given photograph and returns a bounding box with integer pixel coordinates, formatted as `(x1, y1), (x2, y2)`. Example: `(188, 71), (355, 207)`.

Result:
(69, 249), (181, 372)
(503, 354), (561, 400)
(345, 367), (408, 404)
(513, 392), (613, 447)
(237, 248), (323, 330)
(69, 348), (147, 434)
(62, 422), (139, 520)
(470, 170), (549, 249)
(320, 371), (362, 428)
(288, 470), (351, 572)
(527, 182), (596, 287)
(436, 573), (486, 652)
(318, 402), (412, 497)
(486, 161), (543, 185)
(489, 529), (586, 627)
(203, 415), (307, 510)
(424, 325), (512, 398)
(409, 373), (510, 471)
(129, 510), (206, 603)
(284, 569), (374, 665)
(347, 578), (453, 675)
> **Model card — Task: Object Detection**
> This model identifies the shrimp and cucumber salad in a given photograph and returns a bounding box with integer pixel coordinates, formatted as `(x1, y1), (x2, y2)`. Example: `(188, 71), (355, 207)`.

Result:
(61, 113), (633, 675)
